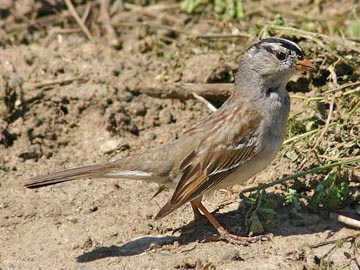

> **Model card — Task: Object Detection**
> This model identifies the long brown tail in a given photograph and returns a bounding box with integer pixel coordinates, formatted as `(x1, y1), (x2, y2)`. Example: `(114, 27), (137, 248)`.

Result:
(24, 163), (115, 189)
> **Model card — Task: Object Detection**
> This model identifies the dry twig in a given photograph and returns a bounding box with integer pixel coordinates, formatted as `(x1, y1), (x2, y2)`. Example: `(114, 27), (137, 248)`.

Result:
(309, 233), (360, 249)
(132, 83), (233, 100)
(99, 0), (120, 47)
(24, 76), (86, 90)
(325, 81), (360, 94)
(197, 33), (251, 39)
(81, 2), (93, 23)
(192, 92), (217, 112)
(312, 95), (335, 149)
(330, 213), (360, 229)
(64, 0), (93, 40)
(240, 156), (360, 195)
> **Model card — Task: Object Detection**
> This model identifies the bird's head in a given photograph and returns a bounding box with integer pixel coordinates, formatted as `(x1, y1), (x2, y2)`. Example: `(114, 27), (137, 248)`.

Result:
(241, 38), (313, 87)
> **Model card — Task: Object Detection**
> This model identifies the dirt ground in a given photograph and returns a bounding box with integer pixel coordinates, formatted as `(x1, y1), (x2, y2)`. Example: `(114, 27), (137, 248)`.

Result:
(1, 1), (359, 269)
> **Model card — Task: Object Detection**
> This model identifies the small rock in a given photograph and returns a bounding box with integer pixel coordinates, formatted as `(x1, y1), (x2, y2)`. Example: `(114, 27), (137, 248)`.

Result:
(127, 123), (139, 136)
(124, 91), (133, 102)
(129, 102), (147, 116)
(50, 96), (62, 103)
(221, 250), (244, 262)
(102, 135), (130, 153)
(100, 139), (122, 154)
(158, 108), (174, 125)
(19, 144), (42, 161)
(8, 117), (24, 135)
(89, 205), (98, 213)
(145, 132), (157, 141)
(82, 236), (93, 250)
(67, 216), (78, 223)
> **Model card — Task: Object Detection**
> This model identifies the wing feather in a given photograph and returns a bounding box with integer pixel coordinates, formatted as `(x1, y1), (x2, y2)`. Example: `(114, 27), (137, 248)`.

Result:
(155, 102), (263, 219)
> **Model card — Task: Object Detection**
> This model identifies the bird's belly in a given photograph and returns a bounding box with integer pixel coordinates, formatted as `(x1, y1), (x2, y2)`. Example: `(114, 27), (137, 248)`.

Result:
(214, 137), (283, 190)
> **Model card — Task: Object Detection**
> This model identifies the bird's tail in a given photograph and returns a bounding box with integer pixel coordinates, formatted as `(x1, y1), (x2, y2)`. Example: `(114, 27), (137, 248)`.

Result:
(24, 158), (160, 189)
(24, 163), (116, 189)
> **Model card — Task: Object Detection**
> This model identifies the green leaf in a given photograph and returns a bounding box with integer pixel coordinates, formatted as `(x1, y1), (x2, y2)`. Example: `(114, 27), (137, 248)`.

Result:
(356, 241), (360, 249)
(214, 0), (225, 14)
(180, 0), (194, 13)
(248, 212), (264, 234)
(308, 169), (349, 212)
(235, 1), (244, 19)
(285, 189), (302, 209)
(350, 23), (360, 38)
(335, 239), (344, 248)
(225, 0), (236, 18)
(285, 150), (299, 162)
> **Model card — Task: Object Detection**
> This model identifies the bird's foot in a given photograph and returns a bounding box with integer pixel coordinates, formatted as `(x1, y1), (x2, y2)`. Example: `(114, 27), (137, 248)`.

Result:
(210, 227), (272, 245)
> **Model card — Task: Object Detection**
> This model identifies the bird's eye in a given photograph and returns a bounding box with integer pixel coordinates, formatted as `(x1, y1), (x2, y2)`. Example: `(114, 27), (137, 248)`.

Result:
(275, 51), (286, 60)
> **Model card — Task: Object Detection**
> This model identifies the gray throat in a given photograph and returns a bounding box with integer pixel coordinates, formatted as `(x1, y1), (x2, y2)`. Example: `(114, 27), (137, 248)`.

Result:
(232, 59), (291, 118)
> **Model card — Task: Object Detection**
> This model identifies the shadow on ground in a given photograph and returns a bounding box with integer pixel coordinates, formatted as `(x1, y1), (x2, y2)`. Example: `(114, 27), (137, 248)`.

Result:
(77, 236), (177, 262)
(77, 193), (343, 262)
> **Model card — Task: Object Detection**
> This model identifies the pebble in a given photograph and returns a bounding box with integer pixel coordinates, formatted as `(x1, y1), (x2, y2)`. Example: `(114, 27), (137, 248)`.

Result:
(66, 216), (78, 223)
(124, 91), (134, 102)
(130, 102), (147, 116)
(220, 250), (244, 263)
(100, 139), (130, 154)
(89, 205), (98, 212)
(158, 108), (173, 125)
(145, 132), (157, 141)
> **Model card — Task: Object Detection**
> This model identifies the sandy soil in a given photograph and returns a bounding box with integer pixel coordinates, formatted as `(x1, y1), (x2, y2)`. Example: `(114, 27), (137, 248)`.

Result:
(0, 1), (359, 269)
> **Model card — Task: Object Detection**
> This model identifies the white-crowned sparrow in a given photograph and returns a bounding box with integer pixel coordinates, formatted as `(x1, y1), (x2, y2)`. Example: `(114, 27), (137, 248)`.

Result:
(25, 38), (313, 244)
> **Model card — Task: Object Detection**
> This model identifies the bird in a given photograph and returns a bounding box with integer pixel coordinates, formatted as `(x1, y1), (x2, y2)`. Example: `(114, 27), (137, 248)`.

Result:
(25, 38), (313, 244)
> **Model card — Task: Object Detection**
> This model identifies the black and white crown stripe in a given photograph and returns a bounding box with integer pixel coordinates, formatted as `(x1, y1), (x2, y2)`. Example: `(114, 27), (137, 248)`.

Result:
(254, 38), (305, 59)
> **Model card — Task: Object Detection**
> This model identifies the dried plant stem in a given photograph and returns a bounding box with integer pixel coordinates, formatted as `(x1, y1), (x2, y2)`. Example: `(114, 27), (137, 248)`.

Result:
(64, 0), (93, 40)
(116, 21), (190, 35)
(196, 33), (251, 39)
(81, 2), (92, 23)
(309, 232), (360, 249)
(330, 213), (360, 229)
(325, 81), (360, 94)
(240, 156), (360, 195)
(312, 95), (335, 149)
(132, 83), (233, 100)
(24, 76), (86, 90)
(263, 25), (356, 61)
(192, 92), (217, 112)
(99, 0), (120, 47)
(283, 128), (319, 145)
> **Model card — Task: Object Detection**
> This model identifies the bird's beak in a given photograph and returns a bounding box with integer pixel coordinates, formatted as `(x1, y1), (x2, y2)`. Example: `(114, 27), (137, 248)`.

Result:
(295, 57), (313, 72)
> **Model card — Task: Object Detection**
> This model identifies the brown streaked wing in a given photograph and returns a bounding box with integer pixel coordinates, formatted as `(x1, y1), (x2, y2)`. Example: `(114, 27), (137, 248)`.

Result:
(156, 103), (263, 218)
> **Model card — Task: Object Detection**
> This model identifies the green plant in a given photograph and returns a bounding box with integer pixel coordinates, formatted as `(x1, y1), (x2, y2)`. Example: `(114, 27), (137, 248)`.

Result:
(245, 190), (278, 234)
(283, 169), (350, 212)
(307, 169), (349, 212)
(180, 0), (245, 19)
